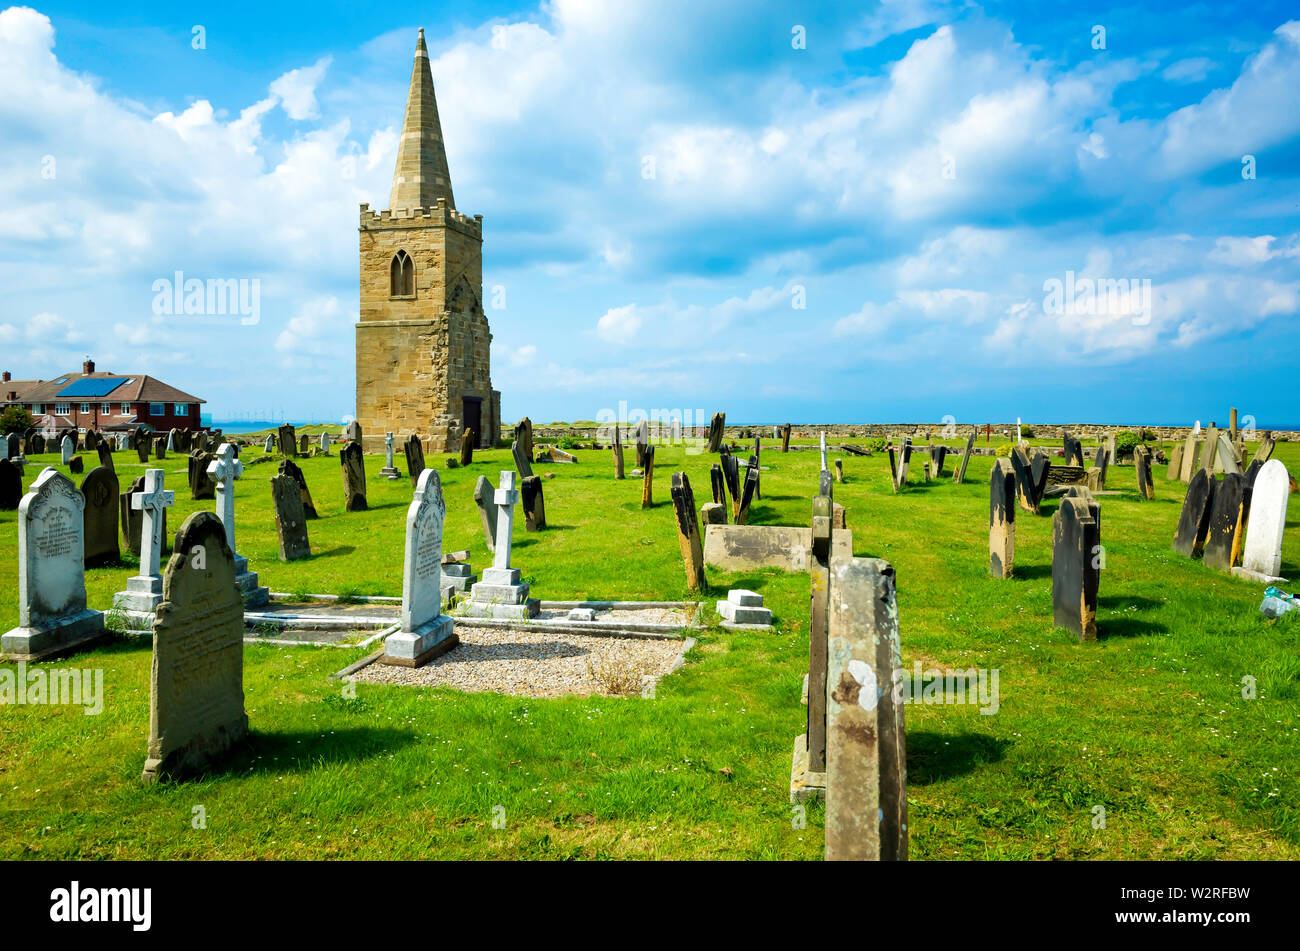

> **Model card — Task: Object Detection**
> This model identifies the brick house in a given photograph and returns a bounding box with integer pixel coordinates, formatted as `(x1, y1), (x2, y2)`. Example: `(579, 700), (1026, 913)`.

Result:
(1, 358), (205, 433)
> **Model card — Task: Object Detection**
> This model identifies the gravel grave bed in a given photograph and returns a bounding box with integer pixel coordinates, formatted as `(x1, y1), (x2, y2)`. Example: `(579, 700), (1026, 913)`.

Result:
(351, 625), (687, 697)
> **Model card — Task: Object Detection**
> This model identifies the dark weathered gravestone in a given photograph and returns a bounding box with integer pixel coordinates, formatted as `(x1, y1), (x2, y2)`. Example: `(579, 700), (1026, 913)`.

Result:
(404, 434), (426, 486)
(1052, 489), (1101, 641)
(521, 474), (545, 530)
(1244, 458), (1263, 490)
(929, 445), (948, 479)
(709, 463), (726, 507)
(1173, 469), (1216, 558)
(635, 420), (650, 469)
(344, 420), (362, 444)
(459, 428), (475, 467)
(804, 486), (833, 781)
(299, 434), (310, 455)
(1166, 443), (1184, 481)
(1063, 433), (1085, 467)
(154, 438), (166, 460)
(0, 458), (20, 510)
(142, 511), (248, 784)
(1202, 473), (1250, 572)
(989, 458), (1016, 579)
(887, 438), (912, 493)
(641, 444), (655, 508)
(188, 450), (216, 500)
(824, 556), (906, 861)
(473, 475), (497, 551)
(706, 412), (725, 453)
(28, 432), (45, 455)
(277, 424), (297, 456)
(96, 440), (114, 472)
(612, 425), (625, 479)
(514, 417), (533, 461)
(68, 456), (84, 474)
(1252, 437), (1276, 466)
(720, 450), (741, 518)
(7, 432), (23, 459)
(669, 472), (705, 591)
(339, 442), (367, 511)
(270, 473), (310, 561)
(736, 465), (759, 525)
(1134, 447), (1155, 500)
(277, 459), (317, 519)
(780, 423), (792, 453)
(1009, 448), (1044, 513)
(80, 465), (120, 567)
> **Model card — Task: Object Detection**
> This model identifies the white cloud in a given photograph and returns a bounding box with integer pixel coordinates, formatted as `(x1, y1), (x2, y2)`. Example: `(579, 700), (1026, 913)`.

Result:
(595, 304), (642, 344)
(270, 56), (333, 121)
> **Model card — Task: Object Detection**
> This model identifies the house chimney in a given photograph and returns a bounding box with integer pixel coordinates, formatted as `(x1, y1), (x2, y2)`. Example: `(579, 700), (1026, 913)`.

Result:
(1, 371), (10, 383)
(83, 357), (95, 375)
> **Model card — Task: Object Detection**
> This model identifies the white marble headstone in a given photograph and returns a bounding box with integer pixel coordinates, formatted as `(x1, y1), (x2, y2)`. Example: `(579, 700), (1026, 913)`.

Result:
(401, 468), (446, 633)
(1241, 460), (1290, 580)
(60, 435), (74, 465)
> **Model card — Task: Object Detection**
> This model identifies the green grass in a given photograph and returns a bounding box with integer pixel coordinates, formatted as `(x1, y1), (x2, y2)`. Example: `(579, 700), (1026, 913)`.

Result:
(1, 435), (1297, 859)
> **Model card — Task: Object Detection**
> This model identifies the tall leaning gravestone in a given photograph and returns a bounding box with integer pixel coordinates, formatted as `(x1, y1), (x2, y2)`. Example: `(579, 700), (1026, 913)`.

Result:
(142, 511), (249, 784)
(2, 468), (107, 661)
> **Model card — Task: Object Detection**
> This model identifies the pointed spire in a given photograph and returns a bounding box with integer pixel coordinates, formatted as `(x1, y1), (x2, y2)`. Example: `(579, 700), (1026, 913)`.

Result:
(389, 28), (455, 212)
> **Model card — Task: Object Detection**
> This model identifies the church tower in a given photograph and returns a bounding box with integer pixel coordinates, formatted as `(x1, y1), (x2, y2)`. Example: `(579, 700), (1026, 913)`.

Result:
(355, 28), (497, 454)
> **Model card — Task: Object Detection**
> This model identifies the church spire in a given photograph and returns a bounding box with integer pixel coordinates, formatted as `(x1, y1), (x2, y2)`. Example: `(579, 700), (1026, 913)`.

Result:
(389, 28), (455, 211)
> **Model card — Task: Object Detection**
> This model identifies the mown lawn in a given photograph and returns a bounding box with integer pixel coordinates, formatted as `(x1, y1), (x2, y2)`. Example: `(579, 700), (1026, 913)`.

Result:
(0, 433), (1297, 859)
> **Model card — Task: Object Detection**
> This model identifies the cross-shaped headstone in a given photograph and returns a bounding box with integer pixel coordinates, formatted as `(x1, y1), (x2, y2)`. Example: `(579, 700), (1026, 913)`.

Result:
(206, 443), (244, 553)
(819, 432), (827, 471)
(385, 432), (395, 468)
(492, 470), (518, 570)
(131, 468), (175, 578)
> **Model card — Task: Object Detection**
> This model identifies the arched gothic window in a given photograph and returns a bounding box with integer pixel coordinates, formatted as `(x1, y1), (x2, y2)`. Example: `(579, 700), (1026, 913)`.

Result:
(390, 250), (414, 297)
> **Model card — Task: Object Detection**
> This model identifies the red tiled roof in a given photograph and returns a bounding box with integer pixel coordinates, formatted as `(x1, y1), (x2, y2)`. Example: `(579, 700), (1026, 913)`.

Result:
(8, 370), (204, 405)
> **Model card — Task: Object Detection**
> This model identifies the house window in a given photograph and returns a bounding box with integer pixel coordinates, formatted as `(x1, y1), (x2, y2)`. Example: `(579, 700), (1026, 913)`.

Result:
(121, 403), (131, 416)
(80, 403), (91, 414)
(30, 404), (41, 415)
(102, 402), (112, 415)
(390, 250), (414, 297)
(174, 403), (188, 416)
(149, 403), (165, 416)
(54, 403), (70, 416)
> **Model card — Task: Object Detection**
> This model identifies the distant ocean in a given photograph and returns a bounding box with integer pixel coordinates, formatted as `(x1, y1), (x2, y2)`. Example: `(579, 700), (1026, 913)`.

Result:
(208, 419), (324, 435)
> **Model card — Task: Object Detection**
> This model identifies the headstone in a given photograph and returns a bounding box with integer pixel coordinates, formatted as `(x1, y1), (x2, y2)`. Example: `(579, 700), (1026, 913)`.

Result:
(510, 438), (534, 479)
(514, 418), (533, 461)
(136, 434), (151, 463)
(80, 465), (120, 567)
(716, 589), (771, 626)
(706, 412), (725, 453)
(1173, 469), (1216, 558)
(701, 502), (726, 525)
(141, 511), (249, 784)
(380, 469), (459, 666)
(188, 450), (216, 500)
(0, 458), (21, 510)
(345, 421), (362, 444)
(277, 459), (317, 519)
(887, 438), (912, 493)
(1009, 447), (1047, 513)
(781, 423), (792, 453)
(989, 458), (1016, 579)
(953, 432), (976, 484)
(1202, 473), (1250, 572)
(28, 432), (45, 455)
(319, 432), (330, 455)
(1105, 432), (1118, 465)
(834, 459), (844, 483)
(720, 451), (741, 518)
(736, 464), (758, 525)
(1235, 460), (1290, 582)
(800, 484), (834, 792)
(271, 474), (311, 561)
(167, 430), (177, 452)
(641, 444), (655, 508)
(521, 474), (546, 531)
(154, 438), (166, 460)
(635, 420), (650, 469)
(709, 463), (727, 520)
(61, 435), (74, 465)
(612, 424), (625, 479)
(1252, 437), (1276, 466)
(96, 440), (114, 473)
(819, 432), (827, 471)
(824, 557), (907, 861)
(207, 443), (268, 606)
(929, 444), (948, 478)
(1214, 433), (1242, 476)
(5, 432), (19, 460)
(339, 443), (367, 512)
(1063, 433), (1085, 467)
(473, 475), (497, 551)
(1134, 447), (1155, 501)
(264, 435), (275, 453)
(112, 469), (175, 631)
(404, 434), (426, 486)
(277, 424), (297, 456)
(1166, 443), (1184, 481)
(460, 428), (475, 466)
(1229, 407), (1238, 442)
(669, 472), (706, 591)
(464, 470), (540, 619)
(380, 432), (401, 479)
(1198, 426), (1219, 474)
(299, 434), (310, 455)
(1052, 489), (1101, 641)
(68, 456), (83, 475)
(1, 469), (107, 661)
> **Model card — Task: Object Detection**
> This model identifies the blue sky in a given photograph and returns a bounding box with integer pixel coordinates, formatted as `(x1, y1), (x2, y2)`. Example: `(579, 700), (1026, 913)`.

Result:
(1, 1), (1298, 427)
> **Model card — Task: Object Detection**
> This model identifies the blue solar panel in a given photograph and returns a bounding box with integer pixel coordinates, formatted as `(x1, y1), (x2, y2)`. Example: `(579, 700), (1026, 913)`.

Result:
(56, 377), (129, 398)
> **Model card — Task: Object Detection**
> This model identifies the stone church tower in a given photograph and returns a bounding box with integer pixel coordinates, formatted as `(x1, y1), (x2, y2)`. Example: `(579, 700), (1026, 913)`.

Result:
(355, 28), (498, 453)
